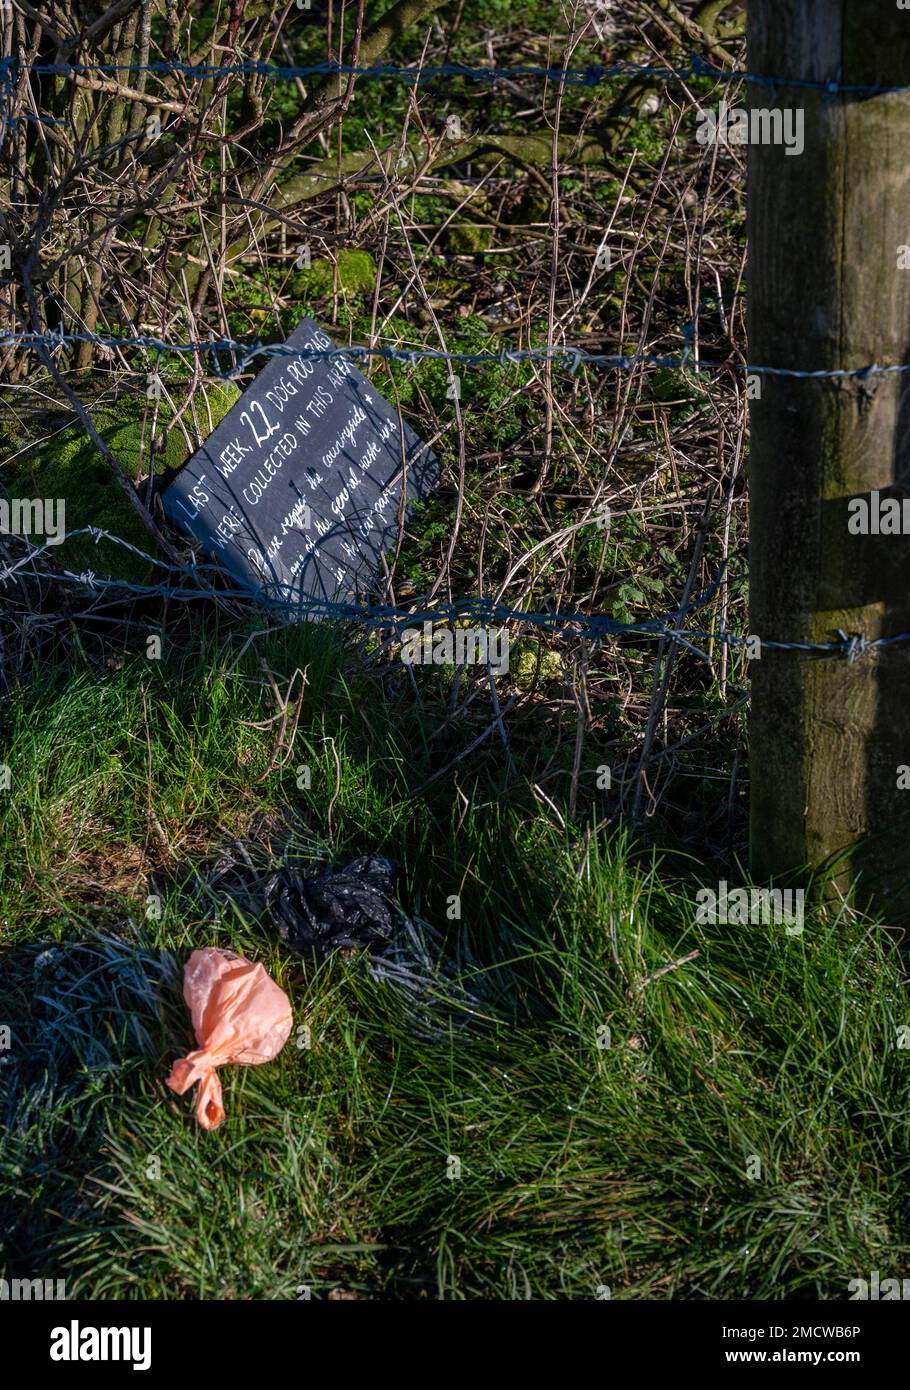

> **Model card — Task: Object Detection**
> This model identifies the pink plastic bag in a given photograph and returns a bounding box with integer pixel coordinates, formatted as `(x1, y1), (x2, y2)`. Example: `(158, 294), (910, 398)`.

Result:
(166, 948), (293, 1130)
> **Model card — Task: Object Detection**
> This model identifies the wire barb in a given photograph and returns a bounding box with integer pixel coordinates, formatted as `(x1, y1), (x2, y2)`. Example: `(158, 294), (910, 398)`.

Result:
(836, 631), (874, 664)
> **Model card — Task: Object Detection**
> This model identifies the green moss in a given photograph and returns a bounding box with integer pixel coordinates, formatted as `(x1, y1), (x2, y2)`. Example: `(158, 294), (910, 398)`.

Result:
(649, 367), (711, 424)
(445, 223), (495, 255)
(511, 639), (563, 689)
(629, 118), (666, 163)
(514, 190), (551, 223)
(427, 275), (462, 305)
(18, 383), (240, 583)
(289, 249), (377, 302)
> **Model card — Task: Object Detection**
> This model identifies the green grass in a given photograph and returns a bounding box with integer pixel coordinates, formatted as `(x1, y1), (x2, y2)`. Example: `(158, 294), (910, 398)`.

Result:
(1, 624), (908, 1299)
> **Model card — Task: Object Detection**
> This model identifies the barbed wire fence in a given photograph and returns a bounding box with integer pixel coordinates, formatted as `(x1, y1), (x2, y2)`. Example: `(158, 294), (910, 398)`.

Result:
(0, 42), (897, 676)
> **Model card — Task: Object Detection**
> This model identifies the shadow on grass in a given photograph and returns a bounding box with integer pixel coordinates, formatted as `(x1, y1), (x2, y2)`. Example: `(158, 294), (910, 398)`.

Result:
(0, 935), (182, 1282)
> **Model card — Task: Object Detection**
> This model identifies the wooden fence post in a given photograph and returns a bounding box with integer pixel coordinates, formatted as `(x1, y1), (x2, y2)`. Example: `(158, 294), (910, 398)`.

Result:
(747, 2), (910, 915)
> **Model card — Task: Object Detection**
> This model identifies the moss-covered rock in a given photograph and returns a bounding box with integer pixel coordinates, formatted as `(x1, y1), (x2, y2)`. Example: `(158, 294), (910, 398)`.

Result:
(18, 382), (239, 583)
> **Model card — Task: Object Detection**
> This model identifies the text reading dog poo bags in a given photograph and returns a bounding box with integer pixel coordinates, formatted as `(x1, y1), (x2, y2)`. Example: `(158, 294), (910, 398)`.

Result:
(162, 317), (438, 610)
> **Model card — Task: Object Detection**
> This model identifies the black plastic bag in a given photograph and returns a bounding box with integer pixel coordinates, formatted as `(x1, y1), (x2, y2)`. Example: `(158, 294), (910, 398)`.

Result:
(264, 855), (397, 960)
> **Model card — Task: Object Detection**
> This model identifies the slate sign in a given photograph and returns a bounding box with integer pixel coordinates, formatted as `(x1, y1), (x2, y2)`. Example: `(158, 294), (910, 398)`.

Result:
(161, 316), (438, 610)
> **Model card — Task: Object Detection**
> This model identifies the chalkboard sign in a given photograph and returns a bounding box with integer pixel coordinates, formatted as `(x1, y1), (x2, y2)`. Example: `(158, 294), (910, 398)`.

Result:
(161, 317), (438, 610)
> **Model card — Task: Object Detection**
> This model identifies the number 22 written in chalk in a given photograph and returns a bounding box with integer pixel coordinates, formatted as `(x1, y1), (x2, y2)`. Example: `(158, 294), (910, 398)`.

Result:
(240, 400), (280, 448)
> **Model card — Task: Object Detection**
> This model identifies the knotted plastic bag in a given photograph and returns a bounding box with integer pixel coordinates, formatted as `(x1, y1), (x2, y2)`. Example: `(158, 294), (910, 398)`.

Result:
(166, 947), (293, 1130)
(265, 855), (397, 960)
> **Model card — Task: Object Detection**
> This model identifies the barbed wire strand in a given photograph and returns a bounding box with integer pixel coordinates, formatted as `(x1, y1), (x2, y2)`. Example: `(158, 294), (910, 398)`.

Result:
(0, 330), (904, 382)
(1, 54), (908, 97)
(0, 528), (890, 664)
